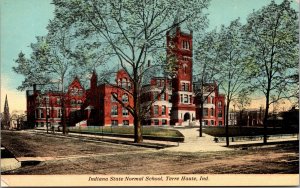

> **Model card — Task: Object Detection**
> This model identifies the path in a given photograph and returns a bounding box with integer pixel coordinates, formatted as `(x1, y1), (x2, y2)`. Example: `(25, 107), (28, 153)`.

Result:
(163, 127), (299, 153)
(162, 128), (232, 152)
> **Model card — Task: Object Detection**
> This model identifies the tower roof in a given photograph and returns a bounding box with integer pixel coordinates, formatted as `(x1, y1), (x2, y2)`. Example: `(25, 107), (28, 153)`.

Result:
(169, 9), (181, 35)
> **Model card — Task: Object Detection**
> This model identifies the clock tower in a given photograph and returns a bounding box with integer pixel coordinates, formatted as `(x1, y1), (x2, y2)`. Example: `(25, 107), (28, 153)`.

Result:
(167, 21), (195, 126)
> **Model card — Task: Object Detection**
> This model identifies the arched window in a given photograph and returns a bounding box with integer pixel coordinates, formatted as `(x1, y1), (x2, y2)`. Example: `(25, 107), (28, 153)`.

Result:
(122, 107), (128, 116)
(111, 93), (117, 102)
(128, 82), (131, 89)
(71, 99), (75, 106)
(118, 79), (122, 86)
(187, 41), (190, 49)
(183, 64), (187, 74)
(122, 78), (127, 88)
(122, 94), (128, 103)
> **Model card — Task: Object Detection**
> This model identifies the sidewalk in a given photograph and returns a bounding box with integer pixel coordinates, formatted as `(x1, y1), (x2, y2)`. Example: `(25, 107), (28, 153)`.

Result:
(163, 128), (298, 153)
(162, 128), (232, 152)
(29, 129), (178, 149)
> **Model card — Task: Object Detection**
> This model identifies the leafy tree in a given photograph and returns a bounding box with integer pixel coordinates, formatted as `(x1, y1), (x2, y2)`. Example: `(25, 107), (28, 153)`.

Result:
(244, 0), (299, 143)
(213, 19), (252, 146)
(193, 29), (221, 137)
(13, 42), (52, 91)
(52, 0), (210, 143)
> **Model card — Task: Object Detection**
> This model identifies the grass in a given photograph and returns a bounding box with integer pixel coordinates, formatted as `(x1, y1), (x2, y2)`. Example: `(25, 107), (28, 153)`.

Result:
(69, 126), (184, 138)
(203, 126), (299, 137)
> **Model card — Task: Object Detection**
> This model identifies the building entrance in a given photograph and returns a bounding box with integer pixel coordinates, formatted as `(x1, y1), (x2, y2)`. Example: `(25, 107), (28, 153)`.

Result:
(184, 113), (190, 121)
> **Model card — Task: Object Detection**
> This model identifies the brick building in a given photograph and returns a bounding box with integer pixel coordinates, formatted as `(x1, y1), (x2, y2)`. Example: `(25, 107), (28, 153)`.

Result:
(82, 69), (134, 126)
(193, 82), (225, 126)
(139, 25), (225, 126)
(26, 24), (225, 127)
(26, 77), (86, 128)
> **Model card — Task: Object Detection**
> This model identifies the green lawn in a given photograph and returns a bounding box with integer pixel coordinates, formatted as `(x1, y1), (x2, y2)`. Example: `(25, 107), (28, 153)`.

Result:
(69, 126), (184, 138)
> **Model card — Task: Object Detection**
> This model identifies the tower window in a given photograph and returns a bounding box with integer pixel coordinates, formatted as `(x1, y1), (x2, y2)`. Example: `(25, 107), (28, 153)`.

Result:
(182, 41), (190, 49)
(183, 64), (187, 74)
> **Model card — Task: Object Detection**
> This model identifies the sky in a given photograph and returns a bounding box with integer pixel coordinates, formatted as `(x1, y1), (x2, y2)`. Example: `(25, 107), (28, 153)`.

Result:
(0, 0), (299, 113)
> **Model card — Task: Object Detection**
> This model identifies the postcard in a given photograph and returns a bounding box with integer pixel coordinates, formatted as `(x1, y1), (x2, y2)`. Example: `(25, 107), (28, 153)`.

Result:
(1, 0), (299, 186)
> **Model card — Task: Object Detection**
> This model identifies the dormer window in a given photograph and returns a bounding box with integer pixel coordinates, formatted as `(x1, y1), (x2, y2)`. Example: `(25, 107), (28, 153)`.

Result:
(122, 78), (127, 88)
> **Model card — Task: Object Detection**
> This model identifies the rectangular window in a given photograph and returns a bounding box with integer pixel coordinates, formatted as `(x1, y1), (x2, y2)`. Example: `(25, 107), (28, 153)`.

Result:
(218, 101), (222, 107)
(58, 109), (62, 118)
(162, 105), (166, 115)
(123, 120), (129, 126)
(204, 120), (208, 126)
(168, 83), (172, 90)
(180, 94), (183, 103)
(111, 105), (118, 116)
(153, 92), (158, 100)
(57, 98), (61, 105)
(40, 109), (44, 118)
(169, 94), (172, 102)
(161, 80), (165, 87)
(154, 105), (159, 115)
(184, 95), (188, 103)
(203, 108), (208, 116)
(46, 108), (50, 118)
(161, 93), (165, 101)
(45, 97), (49, 104)
(185, 83), (189, 91)
(181, 83), (185, 91)
(162, 119), (167, 125)
(122, 107), (128, 116)
(218, 110), (222, 118)
(211, 108), (214, 116)
(154, 119), (159, 125)
(111, 120), (118, 126)
(205, 97), (209, 104)
(211, 120), (214, 126)
(219, 121), (222, 126)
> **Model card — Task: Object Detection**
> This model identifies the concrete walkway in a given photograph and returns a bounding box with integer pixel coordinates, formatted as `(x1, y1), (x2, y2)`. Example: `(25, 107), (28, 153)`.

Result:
(162, 128), (232, 152)
(162, 128), (299, 153)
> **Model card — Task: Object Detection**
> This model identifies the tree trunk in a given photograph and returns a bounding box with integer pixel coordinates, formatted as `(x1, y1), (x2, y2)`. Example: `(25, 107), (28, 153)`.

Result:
(62, 95), (66, 135)
(134, 116), (143, 143)
(46, 106), (49, 134)
(225, 100), (230, 147)
(132, 71), (143, 143)
(263, 81), (271, 144)
(263, 97), (270, 144)
(199, 101), (203, 137)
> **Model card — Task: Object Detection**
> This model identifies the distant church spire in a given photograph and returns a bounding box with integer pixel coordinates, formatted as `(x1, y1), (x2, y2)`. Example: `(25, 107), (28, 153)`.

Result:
(2, 94), (10, 129)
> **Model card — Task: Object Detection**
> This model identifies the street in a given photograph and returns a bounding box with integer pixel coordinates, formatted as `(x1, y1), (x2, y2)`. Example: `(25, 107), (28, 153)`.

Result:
(1, 130), (298, 174)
